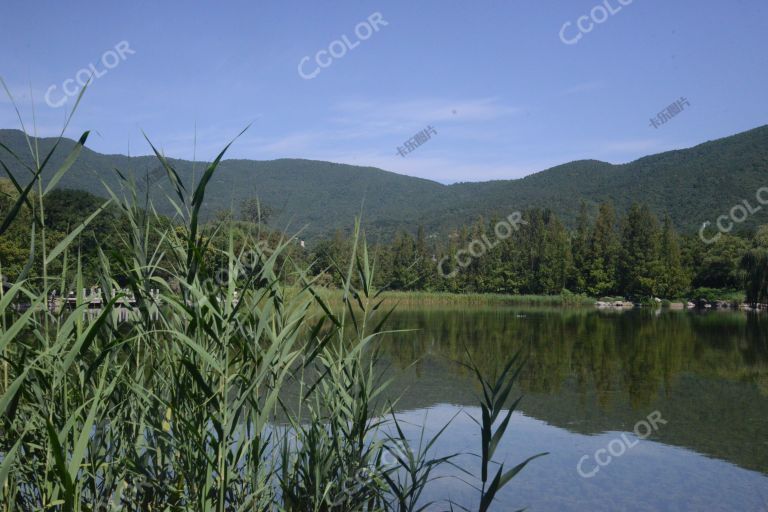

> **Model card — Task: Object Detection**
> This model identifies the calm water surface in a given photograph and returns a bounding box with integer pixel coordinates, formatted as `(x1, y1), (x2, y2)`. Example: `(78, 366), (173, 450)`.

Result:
(377, 306), (768, 511)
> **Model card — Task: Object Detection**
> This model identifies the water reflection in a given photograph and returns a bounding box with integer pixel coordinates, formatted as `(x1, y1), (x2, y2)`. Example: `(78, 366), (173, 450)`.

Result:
(374, 306), (768, 509)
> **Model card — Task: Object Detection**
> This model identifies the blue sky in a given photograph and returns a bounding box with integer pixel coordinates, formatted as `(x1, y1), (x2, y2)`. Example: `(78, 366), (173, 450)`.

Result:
(1, 0), (766, 183)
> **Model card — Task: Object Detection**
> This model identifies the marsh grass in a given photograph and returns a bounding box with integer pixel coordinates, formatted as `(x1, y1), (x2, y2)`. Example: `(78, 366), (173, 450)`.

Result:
(312, 289), (594, 308)
(0, 92), (543, 510)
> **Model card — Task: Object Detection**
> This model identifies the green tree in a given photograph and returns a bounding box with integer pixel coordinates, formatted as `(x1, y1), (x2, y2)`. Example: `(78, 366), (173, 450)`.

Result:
(311, 229), (350, 285)
(754, 225), (768, 249)
(570, 202), (591, 293)
(658, 214), (689, 298)
(618, 203), (662, 298)
(390, 231), (420, 290)
(586, 202), (619, 296)
(691, 234), (750, 289)
(741, 249), (768, 305)
(538, 212), (572, 294)
(239, 197), (272, 225)
(414, 225), (434, 290)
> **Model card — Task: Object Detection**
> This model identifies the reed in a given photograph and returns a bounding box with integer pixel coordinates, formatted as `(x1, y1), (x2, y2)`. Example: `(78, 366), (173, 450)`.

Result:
(0, 94), (543, 510)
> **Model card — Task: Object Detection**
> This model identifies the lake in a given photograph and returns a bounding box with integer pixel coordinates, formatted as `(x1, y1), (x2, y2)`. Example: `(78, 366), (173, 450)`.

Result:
(376, 306), (768, 511)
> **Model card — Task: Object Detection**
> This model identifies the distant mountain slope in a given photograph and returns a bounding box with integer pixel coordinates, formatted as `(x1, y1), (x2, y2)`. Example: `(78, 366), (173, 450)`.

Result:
(1, 125), (767, 240)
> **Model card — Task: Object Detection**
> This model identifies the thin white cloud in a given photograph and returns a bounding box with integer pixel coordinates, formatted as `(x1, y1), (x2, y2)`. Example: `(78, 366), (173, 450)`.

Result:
(249, 132), (325, 154)
(267, 143), (559, 183)
(0, 83), (36, 104)
(331, 97), (522, 133)
(0, 82), (79, 117)
(147, 97), (531, 180)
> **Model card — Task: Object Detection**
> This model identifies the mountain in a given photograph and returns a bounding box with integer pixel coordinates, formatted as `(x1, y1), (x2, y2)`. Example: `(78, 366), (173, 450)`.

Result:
(1, 125), (768, 241)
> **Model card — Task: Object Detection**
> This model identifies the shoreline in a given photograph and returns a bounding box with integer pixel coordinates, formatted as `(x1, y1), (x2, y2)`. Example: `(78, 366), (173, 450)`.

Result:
(309, 288), (762, 310)
(312, 289), (597, 307)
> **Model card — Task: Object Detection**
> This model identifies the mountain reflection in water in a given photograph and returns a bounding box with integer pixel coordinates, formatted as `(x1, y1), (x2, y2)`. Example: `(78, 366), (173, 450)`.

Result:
(372, 306), (768, 511)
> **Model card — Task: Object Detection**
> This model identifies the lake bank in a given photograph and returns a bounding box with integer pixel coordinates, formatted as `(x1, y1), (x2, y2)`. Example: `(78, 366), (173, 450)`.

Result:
(308, 288), (757, 310)
(311, 289), (596, 307)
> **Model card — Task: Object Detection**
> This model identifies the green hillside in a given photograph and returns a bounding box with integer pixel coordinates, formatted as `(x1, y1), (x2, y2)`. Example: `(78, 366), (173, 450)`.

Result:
(1, 124), (767, 240)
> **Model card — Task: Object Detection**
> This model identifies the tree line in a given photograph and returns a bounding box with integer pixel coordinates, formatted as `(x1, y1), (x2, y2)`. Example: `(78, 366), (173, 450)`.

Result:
(2, 184), (767, 304)
(310, 201), (768, 302)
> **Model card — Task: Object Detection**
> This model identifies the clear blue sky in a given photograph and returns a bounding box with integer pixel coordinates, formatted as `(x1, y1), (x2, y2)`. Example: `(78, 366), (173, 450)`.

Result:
(1, 0), (766, 183)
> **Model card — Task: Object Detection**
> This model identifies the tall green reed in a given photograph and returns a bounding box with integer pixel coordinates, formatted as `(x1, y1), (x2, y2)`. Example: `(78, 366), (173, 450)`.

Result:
(0, 94), (543, 510)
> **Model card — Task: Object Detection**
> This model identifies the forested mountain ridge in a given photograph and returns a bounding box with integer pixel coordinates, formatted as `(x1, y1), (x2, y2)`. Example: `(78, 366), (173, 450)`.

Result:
(1, 124), (767, 240)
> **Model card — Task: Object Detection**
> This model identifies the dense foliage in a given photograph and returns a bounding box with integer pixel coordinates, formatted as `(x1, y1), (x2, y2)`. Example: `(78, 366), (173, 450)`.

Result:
(2, 124), (768, 241)
(308, 202), (768, 302)
(4, 181), (768, 302)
